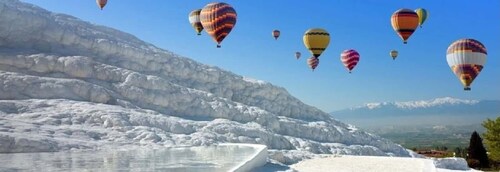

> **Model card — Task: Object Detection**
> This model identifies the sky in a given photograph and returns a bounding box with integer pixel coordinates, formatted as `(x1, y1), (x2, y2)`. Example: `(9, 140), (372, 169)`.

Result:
(20, 0), (500, 112)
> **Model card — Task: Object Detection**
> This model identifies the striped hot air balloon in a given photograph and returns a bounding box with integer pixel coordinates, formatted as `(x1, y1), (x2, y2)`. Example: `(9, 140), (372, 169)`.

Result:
(446, 39), (487, 91)
(307, 56), (319, 71)
(415, 8), (428, 28)
(390, 50), (399, 60)
(303, 28), (330, 58)
(391, 9), (419, 44)
(96, 0), (107, 10)
(273, 30), (280, 40)
(200, 2), (237, 48)
(340, 49), (360, 73)
(189, 9), (204, 35)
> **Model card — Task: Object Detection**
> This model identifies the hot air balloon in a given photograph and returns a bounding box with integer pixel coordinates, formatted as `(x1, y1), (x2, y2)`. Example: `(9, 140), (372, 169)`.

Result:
(446, 39), (487, 91)
(189, 9), (204, 35)
(415, 8), (428, 28)
(390, 50), (399, 60)
(341, 49), (360, 73)
(200, 2), (237, 48)
(303, 28), (330, 58)
(96, 0), (107, 10)
(273, 30), (280, 40)
(391, 9), (419, 44)
(307, 57), (319, 71)
(295, 52), (301, 60)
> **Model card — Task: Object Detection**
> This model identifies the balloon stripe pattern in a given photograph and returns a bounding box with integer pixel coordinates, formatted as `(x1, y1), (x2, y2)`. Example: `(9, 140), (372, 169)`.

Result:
(303, 28), (330, 58)
(200, 2), (237, 47)
(446, 39), (487, 90)
(391, 9), (419, 44)
(341, 49), (360, 73)
(96, 0), (107, 10)
(189, 9), (204, 35)
(307, 57), (319, 71)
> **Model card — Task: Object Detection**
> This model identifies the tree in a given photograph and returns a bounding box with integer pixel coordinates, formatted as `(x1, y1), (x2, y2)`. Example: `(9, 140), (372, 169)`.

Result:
(483, 117), (500, 162)
(468, 131), (489, 168)
(455, 147), (462, 157)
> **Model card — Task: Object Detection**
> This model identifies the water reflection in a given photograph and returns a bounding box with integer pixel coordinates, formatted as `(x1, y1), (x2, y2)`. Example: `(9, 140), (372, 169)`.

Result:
(0, 145), (256, 172)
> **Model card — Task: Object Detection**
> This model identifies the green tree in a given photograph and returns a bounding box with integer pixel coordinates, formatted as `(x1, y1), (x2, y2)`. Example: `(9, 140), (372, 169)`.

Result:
(483, 117), (500, 162)
(455, 147), (462, 157)
(468, 131), (489, 168)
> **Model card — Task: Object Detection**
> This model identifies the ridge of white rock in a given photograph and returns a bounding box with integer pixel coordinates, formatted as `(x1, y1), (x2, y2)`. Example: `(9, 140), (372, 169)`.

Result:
(0, 0), (410, 164)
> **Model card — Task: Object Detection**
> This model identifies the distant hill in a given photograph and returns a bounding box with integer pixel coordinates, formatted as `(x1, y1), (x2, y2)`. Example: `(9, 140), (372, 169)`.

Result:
(331, 97), (500, 128)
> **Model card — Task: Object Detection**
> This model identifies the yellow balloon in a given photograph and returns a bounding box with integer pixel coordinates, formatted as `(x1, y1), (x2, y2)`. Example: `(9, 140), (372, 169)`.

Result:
(303, 28), (330, 58)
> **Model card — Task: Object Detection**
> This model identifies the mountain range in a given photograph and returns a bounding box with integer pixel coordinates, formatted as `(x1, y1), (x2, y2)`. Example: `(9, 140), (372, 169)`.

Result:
(331, 97), (499, 128)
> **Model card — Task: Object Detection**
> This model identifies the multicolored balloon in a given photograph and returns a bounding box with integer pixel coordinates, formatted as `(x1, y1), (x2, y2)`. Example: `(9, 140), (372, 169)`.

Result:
(446, 39), (487, 91)
(391, 9), (419, 44)
(273, 30), (280, 40)
(415, 8), (428, 28)
(200, 2), (237, 48)
(303, 28), (330, 58)
(340, 49), (360, 73)
(295, 52), (301, 60)
(307, 57), (319, 71)
(96, 0), (107, 10)
(390, 50), (399, 60)
(189, 9), (204, 35)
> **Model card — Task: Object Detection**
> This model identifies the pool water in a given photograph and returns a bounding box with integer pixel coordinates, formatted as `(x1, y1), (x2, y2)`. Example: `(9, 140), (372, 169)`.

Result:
(0, 145), (258, 172)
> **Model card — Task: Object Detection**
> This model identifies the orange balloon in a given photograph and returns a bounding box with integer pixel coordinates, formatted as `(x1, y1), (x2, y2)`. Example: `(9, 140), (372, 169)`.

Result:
(391, 9), (419, 44)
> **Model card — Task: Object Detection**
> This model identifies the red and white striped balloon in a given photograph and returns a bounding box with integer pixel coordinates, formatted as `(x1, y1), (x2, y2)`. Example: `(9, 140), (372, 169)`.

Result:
(340, 49), (360, 73)
(307, 57), (319, 71)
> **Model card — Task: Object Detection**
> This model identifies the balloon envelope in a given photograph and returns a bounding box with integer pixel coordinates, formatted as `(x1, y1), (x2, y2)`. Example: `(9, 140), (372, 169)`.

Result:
(415, 8), (428, 28)
(273, 30), (280, 40)
(340, 49), (360, 73)
(391, 9), (419, 44)
(390, 50), (398, 60)
(295, 52), (301, 59)
(200, 2), (237, 48)
(303, 28), (330, 58)
(446, 39), (487, 91)
(96, 0), (107, 10)
(307, 56), (319, 71)
(189, 9), (204, 35)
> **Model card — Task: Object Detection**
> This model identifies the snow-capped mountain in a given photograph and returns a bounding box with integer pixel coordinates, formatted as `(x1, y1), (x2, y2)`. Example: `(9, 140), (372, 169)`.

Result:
(0, 0), (411, 164)
(362, 97), (479, 110)
(331, 97), (500, 127)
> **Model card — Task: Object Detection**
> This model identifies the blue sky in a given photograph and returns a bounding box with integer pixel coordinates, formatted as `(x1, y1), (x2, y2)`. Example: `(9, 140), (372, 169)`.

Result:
(21, 0), (500, 112)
